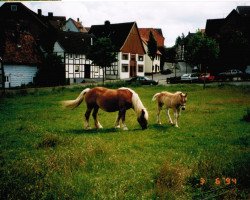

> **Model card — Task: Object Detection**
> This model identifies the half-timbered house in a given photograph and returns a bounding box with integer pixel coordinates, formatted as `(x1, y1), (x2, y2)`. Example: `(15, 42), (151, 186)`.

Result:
(53, 31), (102, 84)
(89, 21), (146, 79)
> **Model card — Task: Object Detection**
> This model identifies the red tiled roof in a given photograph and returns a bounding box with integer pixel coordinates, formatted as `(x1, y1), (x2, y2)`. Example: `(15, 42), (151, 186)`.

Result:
(3, 30), (42, 65)
(139, 28), (165, 47)
(71, 18), (88, 32)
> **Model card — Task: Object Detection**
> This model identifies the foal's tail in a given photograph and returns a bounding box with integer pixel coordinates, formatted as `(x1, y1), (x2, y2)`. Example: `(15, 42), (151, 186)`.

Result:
(152, 93), (161, 101)
(62, 88), (90, 109)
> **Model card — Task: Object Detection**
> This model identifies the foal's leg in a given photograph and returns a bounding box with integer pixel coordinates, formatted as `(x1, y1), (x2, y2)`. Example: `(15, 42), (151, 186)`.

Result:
(84, 107), (93, 129)
(92, 106), (103, 129)
(167, 108), (174, 125)
(174, 108), (180, 128)
(157, 103), (163, 124)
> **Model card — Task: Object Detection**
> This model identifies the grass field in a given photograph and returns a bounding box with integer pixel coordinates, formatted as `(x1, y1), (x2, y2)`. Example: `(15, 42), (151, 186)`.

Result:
(0, 83), (249, 199)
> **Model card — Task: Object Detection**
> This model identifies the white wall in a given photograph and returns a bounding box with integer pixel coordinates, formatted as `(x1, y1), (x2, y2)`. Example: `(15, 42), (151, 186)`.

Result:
(143, 42), (160, 73)
(4, 65), (38, 88)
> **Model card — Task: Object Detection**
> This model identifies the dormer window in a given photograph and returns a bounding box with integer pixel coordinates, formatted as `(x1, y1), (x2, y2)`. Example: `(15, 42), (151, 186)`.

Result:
(11, 5), (17, 12)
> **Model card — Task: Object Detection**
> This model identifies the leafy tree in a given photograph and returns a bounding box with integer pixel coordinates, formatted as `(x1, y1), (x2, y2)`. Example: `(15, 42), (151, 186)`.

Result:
(147, 31), (158, 80)
(184, 31), (219, 73)
(86, 37), (117, 84)
(35, 53), (65, 86)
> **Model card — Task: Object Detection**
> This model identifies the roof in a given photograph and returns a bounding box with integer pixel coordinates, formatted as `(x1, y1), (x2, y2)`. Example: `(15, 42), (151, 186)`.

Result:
(69, 18), (88, 32)
(236, 6), (250, 16)
(139, 28), (165, 47)
(56, 31), (94, 54)
(205, 18), (224, 37)
(2, 30), (42, 65)
(88, 22), (135, 51)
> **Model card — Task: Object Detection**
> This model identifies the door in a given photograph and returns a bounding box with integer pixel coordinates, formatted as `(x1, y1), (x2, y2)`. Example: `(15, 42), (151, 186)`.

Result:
(4, 75), (10, 88)
(85, 64), (90, 78)
(130, 54), (137, 77)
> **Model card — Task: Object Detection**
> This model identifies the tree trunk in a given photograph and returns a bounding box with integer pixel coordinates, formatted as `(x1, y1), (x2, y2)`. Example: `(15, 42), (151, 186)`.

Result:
(151, 60), (154, 80)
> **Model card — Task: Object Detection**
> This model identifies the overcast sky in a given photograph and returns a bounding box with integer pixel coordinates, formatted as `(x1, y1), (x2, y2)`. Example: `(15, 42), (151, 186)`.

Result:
(2, 0), (250, 47)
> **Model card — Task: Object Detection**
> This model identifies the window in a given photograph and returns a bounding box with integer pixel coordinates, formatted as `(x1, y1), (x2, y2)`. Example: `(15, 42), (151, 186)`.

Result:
(122, 64), (128, 72)
(138, 55), (144, 61)
(69, 54), (73, 58)
(75, 65), (80, 72)
(138, 65), (144, 72)
(11, 5), (17, 12)
(75, 54), (79, 58)
(122, 54), (128, 60)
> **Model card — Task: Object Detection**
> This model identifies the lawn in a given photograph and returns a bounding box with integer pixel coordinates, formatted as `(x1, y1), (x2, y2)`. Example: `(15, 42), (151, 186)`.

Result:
(0, 83), (249, 199)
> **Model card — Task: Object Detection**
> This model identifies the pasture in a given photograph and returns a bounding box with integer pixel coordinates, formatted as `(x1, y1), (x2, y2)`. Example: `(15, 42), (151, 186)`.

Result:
(0, 84), (249, 199)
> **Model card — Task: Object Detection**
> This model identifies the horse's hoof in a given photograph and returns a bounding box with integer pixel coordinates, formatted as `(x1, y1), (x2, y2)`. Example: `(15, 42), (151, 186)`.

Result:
(85, 126), (92, 130)
(115, 125), (121, 129)
(122, 127), (128, 131)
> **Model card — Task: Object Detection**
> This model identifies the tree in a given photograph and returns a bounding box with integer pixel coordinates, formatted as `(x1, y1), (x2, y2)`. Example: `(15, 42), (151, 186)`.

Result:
(185, 31), (219, 72)
(147, 31), (158, 80)
(35, 53), (65, 86)
(86, 37), (117, 84)
(184, 31), (219, 88)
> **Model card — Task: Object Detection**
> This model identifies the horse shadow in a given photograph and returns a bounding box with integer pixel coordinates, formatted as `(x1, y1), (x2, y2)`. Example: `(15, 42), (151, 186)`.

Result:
(66, 124), (172, 135)
(68, 127), (121, 135)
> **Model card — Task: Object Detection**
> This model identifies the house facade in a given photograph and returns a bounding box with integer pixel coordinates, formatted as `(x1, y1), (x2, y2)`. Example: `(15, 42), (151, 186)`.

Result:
(1, 30), (42, 88)
(89, 21), (146, 79)
(139, 28), (165, 74)
(205, 6), (250, 72)
(53, 31), (102, 84)
(0, 2), (66, 88)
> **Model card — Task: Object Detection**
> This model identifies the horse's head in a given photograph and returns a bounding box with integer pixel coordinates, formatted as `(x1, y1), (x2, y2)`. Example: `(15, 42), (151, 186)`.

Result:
(137, 109), (148, 130)
(179, 93), (188, 110)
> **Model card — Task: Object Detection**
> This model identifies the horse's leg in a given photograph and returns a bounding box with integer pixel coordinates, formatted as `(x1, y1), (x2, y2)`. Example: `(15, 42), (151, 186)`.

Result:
(157, 102), (162, 124)
(92, 106), (103, 129)
(114, 111), (122, 128)
(174, 108), (180, 128)
(84, 107), (93, 129)
(167, 108), (174, 125)
(120, 109), (128, 130)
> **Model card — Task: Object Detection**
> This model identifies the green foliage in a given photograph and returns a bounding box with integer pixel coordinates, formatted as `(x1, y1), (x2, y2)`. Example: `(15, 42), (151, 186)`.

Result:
(147, 31), (158, 61)
(0, 85), (249, 199)
(86, 37), (117, 84)
(35, 53), (65, 87)
(185, 31), (219, 71)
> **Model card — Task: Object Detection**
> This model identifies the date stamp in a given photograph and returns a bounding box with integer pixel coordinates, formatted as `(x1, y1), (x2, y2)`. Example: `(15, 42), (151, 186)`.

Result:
(200, 177), (237, 186)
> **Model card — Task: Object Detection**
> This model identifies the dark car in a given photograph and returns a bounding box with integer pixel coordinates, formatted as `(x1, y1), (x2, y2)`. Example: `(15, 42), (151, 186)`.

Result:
(126, 76), (158, 85)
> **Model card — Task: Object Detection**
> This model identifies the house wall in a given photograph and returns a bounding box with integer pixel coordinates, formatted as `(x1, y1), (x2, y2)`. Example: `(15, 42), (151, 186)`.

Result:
(118, 52), (145, 79)
(4, 65), (37, 88)
(143, 43), (161, 74)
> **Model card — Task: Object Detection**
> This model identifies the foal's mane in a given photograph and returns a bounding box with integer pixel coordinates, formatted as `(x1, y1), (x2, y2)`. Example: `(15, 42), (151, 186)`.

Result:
(119, 87), (148, 120)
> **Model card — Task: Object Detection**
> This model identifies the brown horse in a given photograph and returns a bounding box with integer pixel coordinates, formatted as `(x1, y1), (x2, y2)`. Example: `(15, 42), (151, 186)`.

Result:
(152, 91), (187, 127)
(62, 87), (148, 130)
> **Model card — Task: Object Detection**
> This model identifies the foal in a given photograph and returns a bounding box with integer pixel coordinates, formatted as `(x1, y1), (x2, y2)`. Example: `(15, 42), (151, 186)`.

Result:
(152, 91), (187, 127)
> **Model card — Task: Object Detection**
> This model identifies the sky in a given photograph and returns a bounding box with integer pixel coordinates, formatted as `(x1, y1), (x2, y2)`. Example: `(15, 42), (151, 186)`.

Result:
(2, 0), (250, 47)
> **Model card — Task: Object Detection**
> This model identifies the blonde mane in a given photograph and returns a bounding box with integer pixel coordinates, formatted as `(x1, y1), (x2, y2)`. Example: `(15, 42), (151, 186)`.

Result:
(119, 87), (148, 120)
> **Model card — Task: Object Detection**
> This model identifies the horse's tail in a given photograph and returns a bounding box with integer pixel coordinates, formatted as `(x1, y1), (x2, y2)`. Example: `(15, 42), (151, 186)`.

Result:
(152, 93), (161, 101)
(62, 88), (90, 109)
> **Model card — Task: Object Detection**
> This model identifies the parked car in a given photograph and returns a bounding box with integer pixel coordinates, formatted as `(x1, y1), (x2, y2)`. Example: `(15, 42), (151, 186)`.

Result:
(218, 69), (243, 76)
(181, 73), (199, 83)
(199, 73), (215, 82)
(126, 76), (158, 85)
(161, 69), (172, 75)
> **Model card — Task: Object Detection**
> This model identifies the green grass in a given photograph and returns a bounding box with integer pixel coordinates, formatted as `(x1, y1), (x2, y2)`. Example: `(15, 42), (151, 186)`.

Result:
(0, 84), (249, 199)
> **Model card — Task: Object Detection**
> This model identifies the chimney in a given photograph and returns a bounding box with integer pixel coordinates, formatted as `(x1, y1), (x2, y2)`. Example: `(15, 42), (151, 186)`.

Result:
(48, 12), (53, 19)
(77, 18), (80, 22)
(38, 9), (42, 16)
